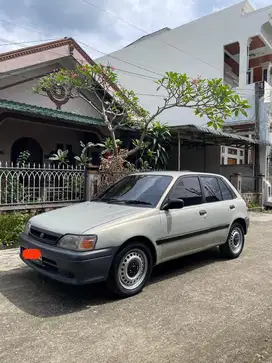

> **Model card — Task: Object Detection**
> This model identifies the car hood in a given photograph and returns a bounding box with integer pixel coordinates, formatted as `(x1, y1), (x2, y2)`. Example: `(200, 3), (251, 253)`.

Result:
(30, 201), (147, 235)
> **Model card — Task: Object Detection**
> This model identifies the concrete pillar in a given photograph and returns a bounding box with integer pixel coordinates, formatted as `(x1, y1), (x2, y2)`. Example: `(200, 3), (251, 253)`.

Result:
(84, 163), (99, 201)
(230, 173), (242, 194)
(239, 40), (249, 89)
(259, 144), (269, 179)
(257, 173), (265, 206)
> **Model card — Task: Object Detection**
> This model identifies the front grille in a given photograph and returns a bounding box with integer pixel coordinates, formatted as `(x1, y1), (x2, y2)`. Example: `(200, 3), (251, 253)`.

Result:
(29, 226), (61, 245)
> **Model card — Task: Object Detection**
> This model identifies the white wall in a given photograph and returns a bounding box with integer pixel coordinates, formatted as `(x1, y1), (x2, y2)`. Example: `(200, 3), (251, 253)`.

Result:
(225, 84), (256, 123)
(97, 1), (272, 126)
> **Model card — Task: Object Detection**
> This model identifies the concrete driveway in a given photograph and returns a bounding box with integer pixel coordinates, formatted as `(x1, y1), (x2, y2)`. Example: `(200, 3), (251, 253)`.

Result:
(0, 212), (272, 363)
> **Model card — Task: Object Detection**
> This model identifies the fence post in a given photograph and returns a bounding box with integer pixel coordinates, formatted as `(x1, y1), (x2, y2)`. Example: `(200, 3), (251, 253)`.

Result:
(230, 173), (242, 194)
(84, 163), (99, 201)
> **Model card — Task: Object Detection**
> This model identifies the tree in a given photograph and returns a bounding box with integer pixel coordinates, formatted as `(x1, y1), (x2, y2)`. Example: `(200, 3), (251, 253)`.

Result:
(34, 64), (250, 158)
(135, 121), (171, 170)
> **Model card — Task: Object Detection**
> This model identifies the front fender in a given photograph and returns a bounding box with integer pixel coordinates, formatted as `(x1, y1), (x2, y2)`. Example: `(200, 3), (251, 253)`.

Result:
(91, 213), (163, 262)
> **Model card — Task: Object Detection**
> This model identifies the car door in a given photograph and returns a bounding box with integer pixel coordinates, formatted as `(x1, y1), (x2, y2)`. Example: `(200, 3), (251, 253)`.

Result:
(158, 175), (213, 262)
(198, 175), (237, 246)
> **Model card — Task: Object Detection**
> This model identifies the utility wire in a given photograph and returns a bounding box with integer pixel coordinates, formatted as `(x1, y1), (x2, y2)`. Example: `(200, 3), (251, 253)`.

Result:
(0, 27), (261, 101)
(81, 0), (221, 72)
(0, 38), (57, 47)
(0, 18), (164, 78)
(0, 19), (44, 35)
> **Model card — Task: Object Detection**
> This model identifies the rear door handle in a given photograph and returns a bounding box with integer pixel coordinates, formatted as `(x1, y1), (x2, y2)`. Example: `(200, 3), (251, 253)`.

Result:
(229, 205), (235, 210)
(199, 210), (207, 216)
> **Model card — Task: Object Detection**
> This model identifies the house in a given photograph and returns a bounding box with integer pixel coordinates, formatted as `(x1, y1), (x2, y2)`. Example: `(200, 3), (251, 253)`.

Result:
(0, 38), (135, 211)
(0, 38), (122, 166)
(97, 0), (272, 205)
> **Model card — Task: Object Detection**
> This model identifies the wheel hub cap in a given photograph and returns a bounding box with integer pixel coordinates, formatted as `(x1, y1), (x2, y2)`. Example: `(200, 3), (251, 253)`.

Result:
(118, 249), (148, 290)
(229, 227), (243, 253)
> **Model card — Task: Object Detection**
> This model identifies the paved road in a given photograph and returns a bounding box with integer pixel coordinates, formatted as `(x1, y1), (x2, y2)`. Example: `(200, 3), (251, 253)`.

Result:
(0, 212), (272, 363)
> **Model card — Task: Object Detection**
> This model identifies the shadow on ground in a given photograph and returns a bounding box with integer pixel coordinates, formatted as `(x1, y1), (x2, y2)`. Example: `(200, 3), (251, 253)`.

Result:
(0, 248), (223, 318)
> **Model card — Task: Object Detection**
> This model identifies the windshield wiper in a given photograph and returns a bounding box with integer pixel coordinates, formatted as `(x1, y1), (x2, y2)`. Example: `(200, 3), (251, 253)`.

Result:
(96, 198), (151, 205)
(121, 200), (152, 205)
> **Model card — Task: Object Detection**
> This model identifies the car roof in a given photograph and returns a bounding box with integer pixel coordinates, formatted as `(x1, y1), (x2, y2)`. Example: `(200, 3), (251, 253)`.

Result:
(131, 171), (224, 178)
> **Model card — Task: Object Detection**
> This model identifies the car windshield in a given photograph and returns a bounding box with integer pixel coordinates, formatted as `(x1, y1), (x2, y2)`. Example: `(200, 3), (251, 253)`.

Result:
(93, 174), (173, 208)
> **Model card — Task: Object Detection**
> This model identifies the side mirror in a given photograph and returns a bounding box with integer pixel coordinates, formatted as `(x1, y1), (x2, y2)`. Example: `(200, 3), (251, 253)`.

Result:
(162, 198), (184, 210)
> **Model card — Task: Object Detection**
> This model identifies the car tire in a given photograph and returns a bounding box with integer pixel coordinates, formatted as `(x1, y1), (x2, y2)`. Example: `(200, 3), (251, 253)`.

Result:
(219, 222), (245, 259)
(106, 242), (153, 298)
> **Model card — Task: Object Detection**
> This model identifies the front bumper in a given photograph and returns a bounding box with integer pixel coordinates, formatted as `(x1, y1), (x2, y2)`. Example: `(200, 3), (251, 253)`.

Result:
(19, 232), (116, 285)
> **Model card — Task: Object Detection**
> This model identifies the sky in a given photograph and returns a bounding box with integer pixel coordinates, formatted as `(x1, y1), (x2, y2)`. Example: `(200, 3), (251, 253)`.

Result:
(0, 0), (271, 59)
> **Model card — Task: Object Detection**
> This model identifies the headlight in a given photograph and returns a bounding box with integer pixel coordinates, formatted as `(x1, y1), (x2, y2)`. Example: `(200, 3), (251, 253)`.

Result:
(57, 234), (97, 251)
(25, 222), (31, 235)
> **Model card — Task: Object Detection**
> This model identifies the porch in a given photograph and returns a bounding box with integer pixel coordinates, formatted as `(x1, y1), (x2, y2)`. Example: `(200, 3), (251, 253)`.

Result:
(0, 99), (108, 166)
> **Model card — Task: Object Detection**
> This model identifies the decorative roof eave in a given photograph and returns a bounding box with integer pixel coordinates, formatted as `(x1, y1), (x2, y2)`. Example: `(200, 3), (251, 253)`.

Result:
(0, 99), (105, 127)
(0, 37), (95, 65)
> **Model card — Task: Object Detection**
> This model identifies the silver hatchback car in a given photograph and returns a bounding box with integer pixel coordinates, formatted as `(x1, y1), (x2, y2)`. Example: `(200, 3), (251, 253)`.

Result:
(20, 171), (249, 298)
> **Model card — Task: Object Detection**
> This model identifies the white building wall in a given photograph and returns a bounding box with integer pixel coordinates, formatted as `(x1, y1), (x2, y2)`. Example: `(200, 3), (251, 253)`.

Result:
(97, 1), (272, 126)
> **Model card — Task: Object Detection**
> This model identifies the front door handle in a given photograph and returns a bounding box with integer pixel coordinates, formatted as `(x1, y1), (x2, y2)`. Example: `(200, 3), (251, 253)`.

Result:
(229, 205), (235, 210)
(199, 210), (207, 216)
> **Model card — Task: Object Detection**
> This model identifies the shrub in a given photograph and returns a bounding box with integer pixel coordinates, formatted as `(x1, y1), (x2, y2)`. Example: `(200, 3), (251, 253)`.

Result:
(0, 212), (34, 249)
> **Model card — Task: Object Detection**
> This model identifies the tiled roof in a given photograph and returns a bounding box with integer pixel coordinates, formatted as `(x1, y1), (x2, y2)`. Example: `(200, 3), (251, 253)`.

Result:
(170, 124), (272, 146)
(0, 99), (105, 126)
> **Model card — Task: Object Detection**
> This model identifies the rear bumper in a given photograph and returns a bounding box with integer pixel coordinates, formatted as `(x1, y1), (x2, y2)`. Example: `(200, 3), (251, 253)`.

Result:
(19, 232), (116, 285)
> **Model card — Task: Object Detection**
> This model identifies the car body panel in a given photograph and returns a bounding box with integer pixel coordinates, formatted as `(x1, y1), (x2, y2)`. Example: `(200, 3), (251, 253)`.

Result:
(158, 204), (216, 262)
(29, 201), (149, 235)
(20, 171), (249, 285)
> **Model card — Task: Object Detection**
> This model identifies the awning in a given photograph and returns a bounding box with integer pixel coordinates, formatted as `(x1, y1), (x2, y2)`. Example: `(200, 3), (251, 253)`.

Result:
(170, 124), (271, 146)
(0, 99), (104, 126)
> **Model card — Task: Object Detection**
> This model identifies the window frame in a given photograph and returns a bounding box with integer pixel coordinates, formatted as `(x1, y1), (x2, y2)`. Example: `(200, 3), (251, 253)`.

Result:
(263, 68), (268, 82)
(160, 175), (205, 210)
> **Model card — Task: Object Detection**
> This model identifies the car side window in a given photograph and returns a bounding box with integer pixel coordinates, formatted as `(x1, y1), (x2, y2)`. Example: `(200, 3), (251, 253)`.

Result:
(217, 177), (235, 200)
(200, 176), (222, 203)
(168, 176), (203, 207)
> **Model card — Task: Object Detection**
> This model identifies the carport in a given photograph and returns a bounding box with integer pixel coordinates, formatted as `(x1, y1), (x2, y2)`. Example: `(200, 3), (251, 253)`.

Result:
(168, 124), (271, 200)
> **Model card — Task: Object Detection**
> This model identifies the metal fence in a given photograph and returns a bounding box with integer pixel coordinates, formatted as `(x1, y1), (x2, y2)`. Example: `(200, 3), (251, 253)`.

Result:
(0, 162), (85, 211)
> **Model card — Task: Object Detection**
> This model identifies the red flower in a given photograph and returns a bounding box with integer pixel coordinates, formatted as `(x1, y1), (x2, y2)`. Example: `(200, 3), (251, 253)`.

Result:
(111, 66), (116, 71)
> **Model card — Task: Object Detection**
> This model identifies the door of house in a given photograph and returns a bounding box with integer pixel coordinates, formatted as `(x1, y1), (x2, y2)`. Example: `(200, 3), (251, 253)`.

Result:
(11, 137), (43, 165)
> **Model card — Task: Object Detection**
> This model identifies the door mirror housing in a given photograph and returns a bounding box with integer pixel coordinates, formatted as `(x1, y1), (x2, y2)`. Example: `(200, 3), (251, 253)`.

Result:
(162, 198), (184, 210)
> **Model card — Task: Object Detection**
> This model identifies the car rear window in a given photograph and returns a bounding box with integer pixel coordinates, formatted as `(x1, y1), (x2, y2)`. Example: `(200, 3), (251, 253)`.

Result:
(217, 177), (236, 200)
